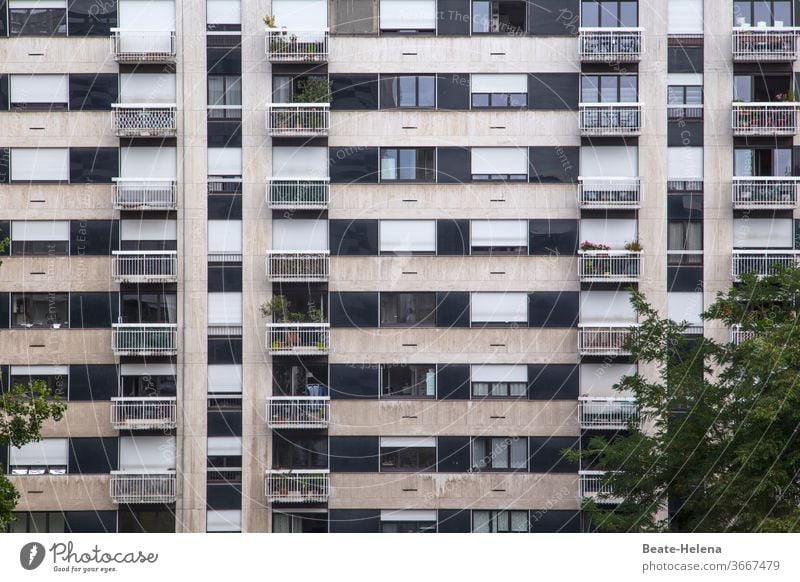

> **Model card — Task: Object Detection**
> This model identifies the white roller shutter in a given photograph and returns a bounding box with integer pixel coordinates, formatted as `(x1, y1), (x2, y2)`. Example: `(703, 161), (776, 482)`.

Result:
(9, 75), (68, 104)
(120, 363), (176, 376)
(119, 73), (176, 103)
(380, 509), (437, 521)
(10, 365), (69, 376)
(379, 436), (436, 448)
(668, 0), (703, 34)
(208, 292), (243, 325)
(668, 292), (704, 326)
(668, 73), (703, 86)
(471, 365), (527, 383)
(118, 0), (176, 30)
(471, 292), (528, 323)
(9, 1), (66, 6)
(272, 219), (329, 251)
(668, 147), (703, 180)
(471, 148), (528, 176)
(470, 220), (528, 248)
(11, 221), (69, 241)
(272, 146), (328, 178)
(120, 219), (177, 241)
(207, 509), (241, 532)
(208, 148), (242, 176)
(208, 220), (242, 253)
(580, 219), (638, 249)
(379, 220), (436, 253)
(272, 0), (327, 29)
(580, 291), (637, 324)
(120, 146), (177, 178)
(471, 74), (527, 94)
(379, 0), (436, 30)
(580, 363), (636, 397)
(207, 436), (242, 456)
(11, 148), (69, 182)
(580, 146), (638, 177)
(119, 435), (176, 471)
(208, 364), (242, 393)
(733, 218), (792, 248)
(207, 0), (241, 25)
(9, 439), (68, 466)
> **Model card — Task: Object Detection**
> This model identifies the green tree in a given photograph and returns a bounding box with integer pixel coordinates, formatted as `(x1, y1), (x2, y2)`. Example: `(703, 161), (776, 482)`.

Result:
(572, 268), (800, 532)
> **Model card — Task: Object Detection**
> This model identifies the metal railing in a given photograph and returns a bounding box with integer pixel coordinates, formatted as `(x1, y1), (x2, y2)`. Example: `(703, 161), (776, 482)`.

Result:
(578, 177), (640, 208)
(732, 177), (799, 208)
(579, 103), (642, 136)
(579, 470), (621, 504)
(207, 105), (242, 120)
(579, 28), (643, 61)
(265, 470), (329, 503)
(207, 177), (242, 195)
(112, 251), (178, 283)
(112, 104), (177, 137)
(110, 29), (176, 63)
(579, 398), (640, 430)
(112, 324), (178, 356)
(732, 103), (799, 136)
(267, 323), (330, 355)
(731, 250), (799, 279)
(578, 324), (637, 356)
(731, 325), (756, 345)
(266, 251), (330, 282)
(578, 251), (641, 282)
(266, 104), (330, 137)
(266, 396), (330, 428)
(110, 397), (177, 430)
(267, 178), (329, 209)
(667, 104), (704, 120)
(732, 27), (798, 61)
(265, 29), (329, 62)
(112, 178), (177, 210)
(110, 471), (177, 504)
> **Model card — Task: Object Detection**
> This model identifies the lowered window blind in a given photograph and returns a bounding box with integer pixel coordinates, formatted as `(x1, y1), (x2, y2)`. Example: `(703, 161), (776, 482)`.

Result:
(580, 218), (637, 249)
(668, 292), (703, 326)
(668, 73), (703, 86)
(381, 509), (437, 521)
(379, 220), (436, 252)
(208, 148), (242, 177)
(9, 1), (66, 7)
(471, 292), (528, 323)
(207, 0), (241, 25)
(120, 219), (177, 241)
(668, 0), (703, 34)
(272, 0), (327, 29)
(380, 436), (436, 448)
(208, 292), (243, 325)
(10, 365), (69, 376)
(12, 221), (69, 241)
(11, 148), (69, 182)
(380, 0), (436, 30)
(119, 73), (176, 103)
(119, 436), (176, 471)
(272, 219), (329, 251)
(272, 146), (328, 178)
(120, 146), (177, 179)
(208, 221), (242, 253)
(667, 147), (703, 180)
(580, 291), (637, 324)
(120, 363), (176, 376)
(207, 509), (242, 532)
(9, 75), (68, 104)
(207, 436), (242, 456)
(9, 439), (68, 466)
(470, 220), (528, 248)
(471, 74), (527, 94)
(733, 218), (792, 248)
(471, 364), (527, 383)
(580, 146), (638, 177)
(118, 0), (176, 30)
(207, 364), (242, 393)
(471, 148), (528, 176)
(580, 363), (636, 397)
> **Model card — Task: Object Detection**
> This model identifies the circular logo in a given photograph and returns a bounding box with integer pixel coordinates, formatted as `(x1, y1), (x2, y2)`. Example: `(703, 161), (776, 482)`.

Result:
(20, 542), (46, 570)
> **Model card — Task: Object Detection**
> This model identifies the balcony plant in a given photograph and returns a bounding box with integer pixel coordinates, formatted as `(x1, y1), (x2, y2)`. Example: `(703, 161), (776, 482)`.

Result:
(292, 77), (332, 104)
(624, 240), (643, 252)
(580, 241), (611, 253)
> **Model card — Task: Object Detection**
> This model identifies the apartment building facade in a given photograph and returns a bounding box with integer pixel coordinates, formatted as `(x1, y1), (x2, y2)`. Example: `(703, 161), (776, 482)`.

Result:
(0, 0), (790, 533)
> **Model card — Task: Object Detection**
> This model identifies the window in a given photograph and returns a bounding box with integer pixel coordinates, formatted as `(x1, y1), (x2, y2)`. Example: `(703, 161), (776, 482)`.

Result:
(119, 507), (176, 533)
(272, 512), (328, 533)
(379, 148), (435, 182)
(11, 293), (69, 328)
(470, 220), (528, 255)
(8, 439), (69, 475)
(119, 219), (178, 251)
(668, 0), (704, 34)
(667, 85), (703, 119)
(208, 75), (242, 119)
(734, 74), (791, 102)
(380, 293), (436, 327)
(733, 1), (792, 26)
(379, 75), (436, 108)
(9, 75), (68, 110)
(471, 365), (527, 398)
(473, 510), (528, 532)
(9, 0), (67, 36)
(272, 75), (326, 103)
(380, 510), (437, 532)
(581, 74), (638, 103)
(121, 292), (177, 324)
(733, 218), (793, 248)
(10, 220), (70, 256)
(472, 437), (527, 471)
(272, 435), (328, 469)
(7, 512), (66, 533)
(10, 148), (69, 183)
(668, 221), (703, 252)
(379, 437), (436, 472)
(470, 292), (528, 326)
(581, 1), (638, 27)
(472, 0), (526, 34)
(379, 0), (436, 32)
(119, 436), (176, 471)
(379, 220), (436, 255)
(471, 74), (527, 108)
(9, 366), (68, 399)
(272, 363), (327, 397)
(470, 148), (528, 181)
(381, 364), (436, 398)
(734, 148), (792, 177)
(120, 363), (177, 398)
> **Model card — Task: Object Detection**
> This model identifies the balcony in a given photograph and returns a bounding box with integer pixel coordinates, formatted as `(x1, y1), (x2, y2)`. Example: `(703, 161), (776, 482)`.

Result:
(578, 177), (640, 209)
(578, 251), (641, 283)
(579, 470), (621, 505)
(732, 103), (799, 136)
(578, 324), (636, 356)
(579, 398), (640, 430)
(732, 27), (798, 61)
(731, 250), (798, 279)
(267, 324), (329, 355)
(266, 29), (329, 62)
(265, 470), (329, 503)
(732, 177), (799, 209)
(110, 471), (177, 504)
(579, 103), (642, 136)
(266, 396), (330, 429)
(112, 179), (177, 210)
(267, 178), (329, 209)
(110, 397), (177, 430)
(112, 104), (177, 138)
(112, 324), (178, 356)
(266, 251), (329, 282)
(579, 28), (643, 62)
(731, 325), (756, 345)
(112, 251), (178, 284)
(110, 29), (176, 63)
(266, 104), (329, 137)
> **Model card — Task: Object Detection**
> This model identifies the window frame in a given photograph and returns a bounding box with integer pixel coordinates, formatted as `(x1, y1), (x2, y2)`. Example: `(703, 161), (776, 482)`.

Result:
(580, 74), (639, 103)
(379, 440), (437, 473)
(380, 363), (437, 399)
(8, 4), (67, 37)
(379, 74), (437, 109)
(733, 0), (793, 27)
(471, 436), (528, 472)
(379, 292), (437, 328)
(472, 509), (529, 533)
(580, 0), (639, 28)
(10, 292), (70, 328)
(378, 148), (437, 183)
(471, 0), (528, 35)
(7, 512), (66, 533)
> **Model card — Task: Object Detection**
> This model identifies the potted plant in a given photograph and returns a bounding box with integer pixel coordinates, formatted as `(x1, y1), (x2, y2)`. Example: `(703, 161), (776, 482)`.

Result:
(624, 240), (643, 252)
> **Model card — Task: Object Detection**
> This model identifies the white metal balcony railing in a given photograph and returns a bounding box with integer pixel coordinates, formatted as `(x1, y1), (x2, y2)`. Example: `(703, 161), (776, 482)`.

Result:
(579, 28), (643, 61)
(732, 177), (799, 208)
(731, 325), (756, 345)
(267, 324), (330, 355)
(266, 396), (330, 429)
(207, 105), (242, 120)
(667, 104), (704, 120)
(110, 471), (177, 504)
(266, 104), (330, 137)
(265, 29), (329, 62)
(266, 251), (330, 282)
(731, 250), (799, 279)
(579, 398), (640, 430)
(578, 324), (637, 356)
(112, 324), (178, 356)
(579, 470), (622, 505)
(112, 178), (177, 210)
(732, 103), (799, 136)
(265, 470), (330, 503)
(732, 27), (798, 61)
(267, 178), (330, 209)
(110, 397), (177, 430)
(578, 177), (641, 208)
(111, 104), (177, 137)
(112, 251), (178, 283)
(579, 103), (642, 136)
(110, 29), (176, 63)
(578, 251), (641, 282)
